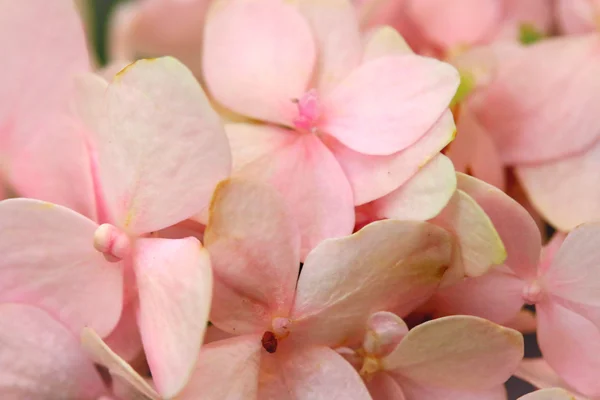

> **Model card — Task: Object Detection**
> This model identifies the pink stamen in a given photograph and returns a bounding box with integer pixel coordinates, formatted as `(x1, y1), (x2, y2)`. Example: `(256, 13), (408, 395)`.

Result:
(522, 280), (543, 305)
(93, 223), (132, 262)
(293, 89), (321, 132)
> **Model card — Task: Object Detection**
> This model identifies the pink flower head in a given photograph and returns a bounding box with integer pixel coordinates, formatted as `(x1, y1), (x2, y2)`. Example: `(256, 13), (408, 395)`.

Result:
(340, 312), (523, 400)
(0, 0), (96, 217)
(556, 0), (600, 35)
(0, 57), (231, 398)
(430, 174), (600, 398)
(202, 0), (460, 258)
(359, 0), (553, 56)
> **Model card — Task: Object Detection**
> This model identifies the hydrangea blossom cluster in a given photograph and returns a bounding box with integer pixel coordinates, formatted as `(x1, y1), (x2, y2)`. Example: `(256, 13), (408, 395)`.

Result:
(1, 0), (599, 399)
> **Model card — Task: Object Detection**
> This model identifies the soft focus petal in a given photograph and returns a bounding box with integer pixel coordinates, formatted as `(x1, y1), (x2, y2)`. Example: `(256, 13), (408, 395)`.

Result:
(295, 0), (362, 93)
(542, 223), (600, 329)
(203, 0), (315, 125)
(457, 173), (541, 280)
(103, 299), (143, 363)
(368, 154), (457, 221)
(81, 328), (160, 400)
(383, 316), (523, 390)
(431, 189), (506, 278)
(516, 139), (600, 231)
(362, 25), (413, 62)
(515, 359), (582, 396)
(0, 304), (106, 399)
(204, 179), (300, 334)
(291, 220), (452, 347)
(227, 123), (354, 258)
(397, 379), (508, 400)
(328, 110), (455, 205)
(322, 55), (459, 155)
(477, 35), (600, 164)
(504, 309), (537, 334)
(405, 0), (501, 50)
(366, 372), (407, 400)
(0, 198), (121, 337)
(556, 0), (600, 34)
(0, 0), (95, 217)
(89, 57), (230, 234)
(519, 388), (578, 400)
(134, 237), (212, 398)
(433, 268), (525, 324)
(536, 301), (600, 398)
(258, 345), (372, 400)
(178, 335), (262, 400)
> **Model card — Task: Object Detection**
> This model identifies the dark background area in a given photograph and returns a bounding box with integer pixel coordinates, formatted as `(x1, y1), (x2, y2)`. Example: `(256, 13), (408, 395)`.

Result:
(87, 1), (539, 398)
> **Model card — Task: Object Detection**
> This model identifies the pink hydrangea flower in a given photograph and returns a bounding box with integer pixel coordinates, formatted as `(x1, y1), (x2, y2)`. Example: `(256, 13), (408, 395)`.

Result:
(337, 312), (523, 399)
(0, 57), (231, 398)
(427, 174), (600, 397)
(202, 0), (459, 258)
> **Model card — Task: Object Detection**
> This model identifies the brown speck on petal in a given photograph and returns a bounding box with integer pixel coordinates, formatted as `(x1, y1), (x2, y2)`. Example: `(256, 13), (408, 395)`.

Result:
(261, 331), (278, 354)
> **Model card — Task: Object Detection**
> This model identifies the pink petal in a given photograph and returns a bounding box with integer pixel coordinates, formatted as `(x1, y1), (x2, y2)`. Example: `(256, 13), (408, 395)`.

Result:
(367, 154), (457, 221)
(430, 189), (506, 279)
(457, 173), (541, 280)
(103, 299), (143, 363)
(90, 57), (231, 234)
(405, 0), (501, 50)
(516, 138), (600, 231)
(178, 335), (262, 400)
(81, 328), (161, 400)
(397, 378), (508, 400)
(226, 123), (355, 258)
(536, 301), (600, 397)
(433, 267), (526, 325)
(258, 345), (372, 400)
(203, 0), (315, 125)
(0, 0), (95, 217)
(290, 220), (452, 347)
(383, 315), (523, 390)
(296, 0), (362, 93)
(204, 179), (300, 334)
(556, 0), (600, 34)
(363, 311), (409, 357)
(366, 372), (407, 400)
(134, 237), (212, 398)
(542, 223), (600, 329)
(493, 0), (553, 41)
(322, 55), (459, 155)
(0, 304), (106, 398)
(327, 110), (455, 205)
(477, 35), (600, 164)
(0, 198), (121, 337)
(515, 359), (582, 395)
(519, 388), (579, 400)
(361, 26), (414, 63)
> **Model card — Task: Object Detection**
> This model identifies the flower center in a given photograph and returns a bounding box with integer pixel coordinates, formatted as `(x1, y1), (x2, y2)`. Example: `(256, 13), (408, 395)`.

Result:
(292, 89), (321, 133)
(522, 280), (543, 305)
(93, 223), (131, 262)
(261, 317), (292, 354)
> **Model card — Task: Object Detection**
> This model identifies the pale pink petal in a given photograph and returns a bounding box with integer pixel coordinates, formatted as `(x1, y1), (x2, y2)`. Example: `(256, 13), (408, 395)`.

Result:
(203, 325), (237, 344)
(542, 223), (600, 329)
(227, 123), (354, 258)
(397, 378), (508, 400)
(81, 328), (161, 400)
(493, 0), (554, 41)
(367, 154), (457, 221)
(322, 55), (459, 155)
(258, 345), (372, 400)
(515, 359), (582, 396)
(327, 110), (455, 205)
(538, 233), (566, 276)
(0, 304), (106, 399)
(519, 388), (578, 400)
(433, 268), (526, 325)
(457, 173), (541, 280)
(477, 35), (600, 164)
(0, 0), (95, 217)
(516, 139), (600, 231)
(203, 0), (315, 125)
(405, 0), (501, 49)
(103, 299), (143, 363)
(556, 0), (600, 35)
(89, 57), (231, 234)
(0, 198), (121, 337)
(536, 301), (600, 398)
(134, 237), (212, 398)
(362, 25), (414, 63)
(204, 179), (300, 334)
(366, 372), (407, 400)
(431, 189), (506, 278)
(296, 0), (362, 93)
(290, 220), (452, 347)
(383, 316), (523, 390)
(363, 311), (409, 357)
(178, 335), (262, 400)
